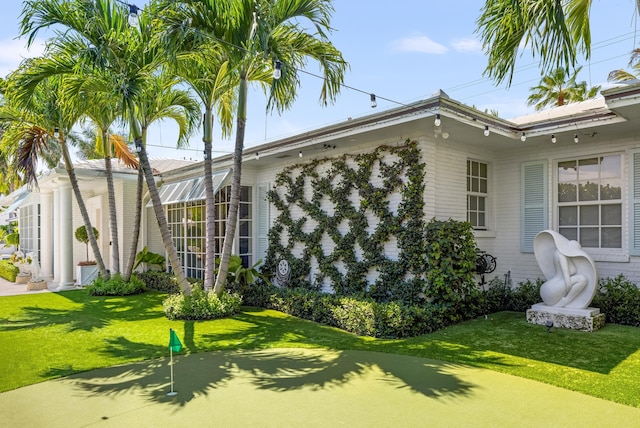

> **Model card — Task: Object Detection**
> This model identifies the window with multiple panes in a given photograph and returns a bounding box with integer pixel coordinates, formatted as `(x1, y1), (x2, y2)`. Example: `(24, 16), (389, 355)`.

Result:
(557, 155), (622, 248)
(467, 160), (488, 229)
(166, 185), (253, 279)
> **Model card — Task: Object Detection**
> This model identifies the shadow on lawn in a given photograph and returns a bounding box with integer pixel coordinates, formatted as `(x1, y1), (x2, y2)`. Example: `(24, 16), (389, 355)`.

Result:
(0, 291), (166, 332)
(57, 348), (478, 408)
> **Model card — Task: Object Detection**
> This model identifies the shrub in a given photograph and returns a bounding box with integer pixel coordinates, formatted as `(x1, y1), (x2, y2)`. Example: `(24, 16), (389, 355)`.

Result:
(480, 277), (542, 313)
(0, 260), (19, 282)
(86, 273), (146, 296)
(163, 285), (242, 320)
(593, 275), (640, 327)
(136, 271), (182, 294)
(424, 219), (478, 305)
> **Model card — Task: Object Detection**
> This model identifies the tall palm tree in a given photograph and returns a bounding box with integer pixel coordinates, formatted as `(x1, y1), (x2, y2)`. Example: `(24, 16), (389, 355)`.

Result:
(527, 66), (600, 111)
(158, 0), (348, 293)
(1, 73), (109, 277)
(476, 0), (596, 86)
(160, 34), (236, 290)
(122, 73), (200, 282)
(19, 0), (194, 294)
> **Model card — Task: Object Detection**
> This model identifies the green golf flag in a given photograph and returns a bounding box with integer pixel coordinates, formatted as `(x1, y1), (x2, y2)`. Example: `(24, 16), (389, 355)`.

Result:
(169, 329), (182, 353)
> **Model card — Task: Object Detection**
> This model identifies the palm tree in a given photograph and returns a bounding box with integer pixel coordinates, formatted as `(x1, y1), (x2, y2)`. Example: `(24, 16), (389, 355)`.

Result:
(608, 49), (640, 83)
(122, 73), (200, 282)
(527, 66), (600, 111)
(158, 0), (348, 293)
(476, 0), (598, 86)
(160, 34), (236, 290)
(1, 73), (109, 277)
(19, 0), (194, 294)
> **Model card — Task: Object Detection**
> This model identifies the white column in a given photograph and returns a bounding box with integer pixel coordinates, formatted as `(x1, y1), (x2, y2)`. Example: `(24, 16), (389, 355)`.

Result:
(58, 182), (74, 288)
(39, 190), (53, 279)
(52, 187), (60, 285)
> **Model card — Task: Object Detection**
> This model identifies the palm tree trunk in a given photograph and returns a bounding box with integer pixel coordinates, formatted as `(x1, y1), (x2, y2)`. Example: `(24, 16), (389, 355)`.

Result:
(123, 165), (143, 281)
(104, 150), (120, 274)
(213, 77), (247, 294)
(60, 140), (108, 278)
(203, 109), (215, 291)
(137, 136), (192, 295)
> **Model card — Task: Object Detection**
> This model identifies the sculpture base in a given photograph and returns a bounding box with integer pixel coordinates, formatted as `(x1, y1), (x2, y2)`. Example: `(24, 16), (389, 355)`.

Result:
(27, 280), (48, 291)
(526, 303), (605, 332)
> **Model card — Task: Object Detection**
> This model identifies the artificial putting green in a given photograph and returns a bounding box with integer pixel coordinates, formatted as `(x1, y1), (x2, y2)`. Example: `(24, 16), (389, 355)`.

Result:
(1, 290), (640, 409)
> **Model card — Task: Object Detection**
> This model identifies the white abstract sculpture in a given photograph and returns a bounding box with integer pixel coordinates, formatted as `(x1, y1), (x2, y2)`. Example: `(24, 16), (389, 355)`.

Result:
(534, 230), (598, 309)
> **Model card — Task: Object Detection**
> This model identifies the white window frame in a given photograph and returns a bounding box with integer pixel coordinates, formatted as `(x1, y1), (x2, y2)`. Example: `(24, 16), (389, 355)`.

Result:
(554, 153), (624, 256)
(467, 159), (490, 231)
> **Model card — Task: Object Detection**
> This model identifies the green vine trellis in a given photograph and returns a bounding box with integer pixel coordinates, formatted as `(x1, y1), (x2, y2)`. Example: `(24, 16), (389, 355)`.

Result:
(264, 140), (427, 303)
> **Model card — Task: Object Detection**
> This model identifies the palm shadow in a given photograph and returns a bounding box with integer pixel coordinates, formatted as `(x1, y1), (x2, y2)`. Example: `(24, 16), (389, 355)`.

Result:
(60, 347), (478, 408)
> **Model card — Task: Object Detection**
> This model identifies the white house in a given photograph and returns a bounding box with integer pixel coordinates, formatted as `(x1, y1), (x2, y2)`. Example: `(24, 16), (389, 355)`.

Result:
(6, 82), (640, 289)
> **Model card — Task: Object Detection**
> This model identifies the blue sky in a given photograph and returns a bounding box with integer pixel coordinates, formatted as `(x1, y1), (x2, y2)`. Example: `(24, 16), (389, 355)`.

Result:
(1, 0), (638, 159)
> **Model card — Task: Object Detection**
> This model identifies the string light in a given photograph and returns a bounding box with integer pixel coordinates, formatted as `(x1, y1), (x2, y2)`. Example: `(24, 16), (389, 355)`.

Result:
(255, 152), (260, 160)
(434, 114), (441, 127)
(273, 61), (282, 80)
(551, 134), (557, 143)
(574, 134), (579, 143)
(53, 127), (59, 138)
(128, 4), (139, 26)
(370, 94), (377, 108)
(484, 125), (490, 137)
(520, 132), (526, 142)
(298, 150), (303, 158)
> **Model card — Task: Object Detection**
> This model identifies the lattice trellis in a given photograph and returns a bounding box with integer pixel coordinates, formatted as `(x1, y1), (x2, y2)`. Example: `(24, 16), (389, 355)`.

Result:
(265, 140), (427, 302)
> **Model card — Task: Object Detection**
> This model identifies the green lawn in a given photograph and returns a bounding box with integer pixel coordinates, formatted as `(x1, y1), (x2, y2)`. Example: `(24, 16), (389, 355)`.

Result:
(1, 290), (639, 408)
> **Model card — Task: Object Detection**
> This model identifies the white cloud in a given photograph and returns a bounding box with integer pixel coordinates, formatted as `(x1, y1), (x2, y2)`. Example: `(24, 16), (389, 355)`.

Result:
(391, 35), (448, 54)
(0, 37), (46, 78)
(451, 38), (482, 53)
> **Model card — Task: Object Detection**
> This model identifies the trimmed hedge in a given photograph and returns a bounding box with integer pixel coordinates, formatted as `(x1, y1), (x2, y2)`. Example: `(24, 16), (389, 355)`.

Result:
(593, 275), (640, 327)
(136, 271), (183, 294)
(0, 260), (19, 282)
(86, 273), (146, 296)
(163, 285), (242, 321)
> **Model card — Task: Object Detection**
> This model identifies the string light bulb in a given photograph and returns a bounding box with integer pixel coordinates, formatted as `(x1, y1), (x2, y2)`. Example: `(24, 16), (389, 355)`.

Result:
(255, 152), (260, 160)
(520, 132), (526, 142)
(484, 125), (490, 137)
(434, 113), (441, 127)
(370, 94), (377, 108)
(574, 134), (579, 143)
(551, 134), (557, 144)
(273, 60), (282, 80)
(298, 150), (302, 158)
(53, 127), (59, 138)
(128, 4), (139, 26)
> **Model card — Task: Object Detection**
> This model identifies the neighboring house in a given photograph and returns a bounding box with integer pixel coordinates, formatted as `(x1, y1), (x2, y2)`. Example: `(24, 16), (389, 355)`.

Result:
(4, 82), (640, 289)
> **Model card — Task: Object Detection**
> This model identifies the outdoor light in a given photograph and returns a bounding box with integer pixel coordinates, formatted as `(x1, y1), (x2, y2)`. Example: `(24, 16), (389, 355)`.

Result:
(255, 152), (260, 160)
(484, 125), (490, 137)
(273, 60), (282, 80)
(134, 139), (142, 153)
(370, 94), (377, 108)
(298, 150), (302, 158)
(434, 113), (441, 127)
(574, 134), (579, 143)
(128, 4), (139, 26)
(545, 320), (553, 333)
(520, 131), (526, 142)
(53, 127), (59, 138)
(551, 134), (557, 144)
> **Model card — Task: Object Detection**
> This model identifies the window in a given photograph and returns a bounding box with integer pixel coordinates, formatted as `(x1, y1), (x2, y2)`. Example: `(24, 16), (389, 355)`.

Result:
(557, 155), (622, 249)
(467, 160), (488, 229)
(166, 185), (253, 279)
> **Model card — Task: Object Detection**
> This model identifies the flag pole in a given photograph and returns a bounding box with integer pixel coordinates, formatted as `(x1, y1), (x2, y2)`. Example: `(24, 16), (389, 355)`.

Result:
(168, 329), (177, 396)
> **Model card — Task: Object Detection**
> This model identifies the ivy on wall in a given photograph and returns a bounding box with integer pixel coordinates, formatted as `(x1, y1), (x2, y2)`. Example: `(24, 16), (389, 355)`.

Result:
(264, 140), (427, 303)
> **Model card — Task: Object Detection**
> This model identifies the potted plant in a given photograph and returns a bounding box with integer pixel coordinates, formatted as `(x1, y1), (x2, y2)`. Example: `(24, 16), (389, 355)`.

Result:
(11, 251), (32, 284)
(75, 225), (100, 286)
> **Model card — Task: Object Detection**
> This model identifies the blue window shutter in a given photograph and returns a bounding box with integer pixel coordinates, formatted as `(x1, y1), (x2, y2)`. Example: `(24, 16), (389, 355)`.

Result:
(629, 151), (640, 255)
(521, 161), (548, 252)
(257, 185), (270, 261)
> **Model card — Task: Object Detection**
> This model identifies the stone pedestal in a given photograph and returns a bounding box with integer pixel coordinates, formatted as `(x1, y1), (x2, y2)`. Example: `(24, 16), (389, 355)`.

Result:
(15, 274), (31, 284)
(27, 280), (48, 291)
(526, 304), (605, 332)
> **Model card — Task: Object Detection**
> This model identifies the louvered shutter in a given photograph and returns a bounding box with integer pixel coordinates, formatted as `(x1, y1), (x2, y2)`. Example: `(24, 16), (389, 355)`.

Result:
(630, 151), (640, 255)
(256, 185), (270, 261)
(521, 161), (548, 252)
